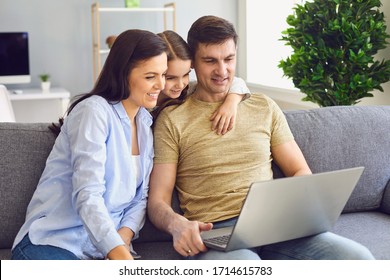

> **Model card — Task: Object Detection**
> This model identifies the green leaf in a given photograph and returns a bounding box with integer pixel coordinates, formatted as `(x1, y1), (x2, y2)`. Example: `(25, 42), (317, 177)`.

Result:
(279, 0), (390, 106)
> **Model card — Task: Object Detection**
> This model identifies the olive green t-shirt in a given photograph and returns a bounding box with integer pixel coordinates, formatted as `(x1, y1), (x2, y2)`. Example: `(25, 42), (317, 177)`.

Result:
(153, 93), (294, 223)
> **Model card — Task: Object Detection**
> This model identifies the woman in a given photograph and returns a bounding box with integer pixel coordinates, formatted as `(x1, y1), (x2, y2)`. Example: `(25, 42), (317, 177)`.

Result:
(154, 30), (250, 135)
(11, 29), (168, 260)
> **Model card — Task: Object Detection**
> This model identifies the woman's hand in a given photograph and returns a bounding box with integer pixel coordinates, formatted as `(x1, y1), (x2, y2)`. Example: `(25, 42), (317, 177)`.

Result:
(107, 245), (134, 260)
(106, 226), (135, 260)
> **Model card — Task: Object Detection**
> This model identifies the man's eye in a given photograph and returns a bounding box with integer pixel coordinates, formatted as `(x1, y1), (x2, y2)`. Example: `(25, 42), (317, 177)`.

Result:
(146, 76), (155, 80)
(166, 76), (174, 80)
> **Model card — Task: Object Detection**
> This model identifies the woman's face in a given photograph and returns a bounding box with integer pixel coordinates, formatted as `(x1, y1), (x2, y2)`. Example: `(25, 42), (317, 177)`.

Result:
(128, 53), (168, 109)
(162, 58), (192, 99)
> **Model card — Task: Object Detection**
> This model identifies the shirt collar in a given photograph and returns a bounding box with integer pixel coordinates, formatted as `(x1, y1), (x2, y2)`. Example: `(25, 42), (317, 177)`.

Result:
(112, 101), (128, 120)
(111, 101), (153, 127)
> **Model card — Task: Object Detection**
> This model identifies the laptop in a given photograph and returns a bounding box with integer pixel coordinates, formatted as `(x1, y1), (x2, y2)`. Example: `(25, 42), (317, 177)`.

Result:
(201, 167), (364, 251)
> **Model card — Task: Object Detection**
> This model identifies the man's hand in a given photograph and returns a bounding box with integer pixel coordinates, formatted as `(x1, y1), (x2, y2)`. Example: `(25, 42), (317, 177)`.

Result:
(170, 216), (213, 256)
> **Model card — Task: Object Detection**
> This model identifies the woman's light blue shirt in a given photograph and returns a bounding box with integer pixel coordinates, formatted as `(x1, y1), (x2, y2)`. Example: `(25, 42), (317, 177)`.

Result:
(12, 95), (153, 259)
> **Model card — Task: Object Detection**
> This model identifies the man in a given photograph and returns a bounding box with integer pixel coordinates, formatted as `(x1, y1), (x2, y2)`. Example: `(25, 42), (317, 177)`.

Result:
(148, 15), (374, 260)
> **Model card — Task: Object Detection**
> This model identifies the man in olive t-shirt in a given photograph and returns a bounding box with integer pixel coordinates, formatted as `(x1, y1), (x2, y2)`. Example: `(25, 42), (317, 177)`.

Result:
(147, 16), (374, 261)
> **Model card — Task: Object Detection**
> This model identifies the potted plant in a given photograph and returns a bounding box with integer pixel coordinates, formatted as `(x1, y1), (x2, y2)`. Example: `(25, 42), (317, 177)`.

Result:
(39, 74), (50, 92)
(124, 0), (139, 8)
(279, 0), (390, 107)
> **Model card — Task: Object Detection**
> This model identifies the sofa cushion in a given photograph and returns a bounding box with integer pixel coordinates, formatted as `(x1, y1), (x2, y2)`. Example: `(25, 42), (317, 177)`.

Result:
(0, 123), (56, 249)
(133, 242), (181, 260)
(381, 180), (390, 214)
(278, 106), (390, 212)
(332, 211), (390, 260)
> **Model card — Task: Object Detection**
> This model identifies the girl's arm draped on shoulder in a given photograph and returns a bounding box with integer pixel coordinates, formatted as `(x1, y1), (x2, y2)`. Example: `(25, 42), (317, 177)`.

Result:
(210, 77), (251, 135)
(228, 77), (251, 100)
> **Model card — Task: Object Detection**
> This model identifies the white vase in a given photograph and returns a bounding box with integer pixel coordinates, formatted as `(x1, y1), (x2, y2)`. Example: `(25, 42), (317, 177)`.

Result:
(41, 81), (51, 93)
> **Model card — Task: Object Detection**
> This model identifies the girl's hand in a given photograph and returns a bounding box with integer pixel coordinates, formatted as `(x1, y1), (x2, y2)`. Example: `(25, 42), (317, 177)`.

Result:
(210, 93), (242, 135)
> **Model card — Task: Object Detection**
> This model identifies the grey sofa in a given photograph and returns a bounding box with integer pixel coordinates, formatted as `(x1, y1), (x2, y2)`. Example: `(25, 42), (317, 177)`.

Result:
(1, 105), (389, 260)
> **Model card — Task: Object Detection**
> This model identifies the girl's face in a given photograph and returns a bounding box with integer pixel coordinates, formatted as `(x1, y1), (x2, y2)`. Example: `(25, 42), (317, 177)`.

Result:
(162, 58), (192, 100)
(128, 53), (168, 109)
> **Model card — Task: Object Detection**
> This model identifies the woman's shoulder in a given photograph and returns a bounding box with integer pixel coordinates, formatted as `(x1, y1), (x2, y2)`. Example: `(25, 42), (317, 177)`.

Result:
(65, 95), (115, 127)
(82, 95), (110, 108)
(72, 95), (112, 114)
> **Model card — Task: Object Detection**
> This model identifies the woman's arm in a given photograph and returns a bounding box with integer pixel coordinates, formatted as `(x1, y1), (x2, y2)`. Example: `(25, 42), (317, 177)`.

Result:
(68, 101), (127, 259)
(106, 227), (134, 260)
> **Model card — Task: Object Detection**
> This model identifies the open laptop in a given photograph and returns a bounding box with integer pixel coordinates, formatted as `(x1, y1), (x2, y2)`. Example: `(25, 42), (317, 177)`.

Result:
(201, 167), (364, 251)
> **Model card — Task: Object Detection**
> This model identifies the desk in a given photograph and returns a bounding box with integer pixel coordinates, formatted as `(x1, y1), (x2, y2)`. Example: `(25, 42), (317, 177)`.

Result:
(9, 88), (71, 123)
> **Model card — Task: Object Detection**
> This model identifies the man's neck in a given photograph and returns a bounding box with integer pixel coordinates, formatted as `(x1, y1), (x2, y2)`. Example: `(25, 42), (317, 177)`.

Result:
(193, 89), (227, 103)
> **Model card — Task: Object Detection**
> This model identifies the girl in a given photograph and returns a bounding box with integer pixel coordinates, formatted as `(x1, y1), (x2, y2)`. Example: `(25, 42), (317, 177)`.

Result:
(154, 30), (250, 135)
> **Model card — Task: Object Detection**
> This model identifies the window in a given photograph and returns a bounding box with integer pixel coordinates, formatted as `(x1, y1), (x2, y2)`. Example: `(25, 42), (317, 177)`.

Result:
(238, 0), (305, 90)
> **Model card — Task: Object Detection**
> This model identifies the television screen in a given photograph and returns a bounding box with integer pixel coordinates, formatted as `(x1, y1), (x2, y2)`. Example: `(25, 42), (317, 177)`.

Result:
(0, 32), (31, 84)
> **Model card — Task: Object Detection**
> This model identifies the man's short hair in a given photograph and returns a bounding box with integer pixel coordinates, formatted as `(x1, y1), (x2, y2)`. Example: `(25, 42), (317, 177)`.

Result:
(187, 15), (238, 58)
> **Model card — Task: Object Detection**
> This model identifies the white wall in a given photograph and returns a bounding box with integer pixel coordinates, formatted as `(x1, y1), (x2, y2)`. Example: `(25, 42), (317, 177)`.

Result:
(0, 0), (237, 98)
(3, 0), (388, 108)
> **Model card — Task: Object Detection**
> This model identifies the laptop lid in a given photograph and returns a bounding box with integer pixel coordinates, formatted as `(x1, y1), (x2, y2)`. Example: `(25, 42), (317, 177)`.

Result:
(202, 167), (364, 251)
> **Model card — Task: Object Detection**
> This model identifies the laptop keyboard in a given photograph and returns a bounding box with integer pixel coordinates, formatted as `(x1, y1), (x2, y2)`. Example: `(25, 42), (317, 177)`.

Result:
(204, 234), (231, 247)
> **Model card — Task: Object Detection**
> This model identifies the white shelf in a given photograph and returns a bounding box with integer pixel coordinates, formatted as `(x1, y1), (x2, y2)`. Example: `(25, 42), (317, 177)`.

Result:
(91, 2), (176, 81)
(99, 49), (110, 55)
(8, 87), (71, 123)
(98, 7), (174, 12)
(8, 87), (70, 101)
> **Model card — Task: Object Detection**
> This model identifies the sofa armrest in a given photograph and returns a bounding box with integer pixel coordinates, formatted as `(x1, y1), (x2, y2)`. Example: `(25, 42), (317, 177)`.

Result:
(381, 180), (390, 214)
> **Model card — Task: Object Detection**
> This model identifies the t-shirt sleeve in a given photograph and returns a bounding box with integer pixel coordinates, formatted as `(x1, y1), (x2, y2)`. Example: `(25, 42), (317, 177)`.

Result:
(153, 110), (180, 164)
(268, 97), (294, 147)
(229, 77), (251, 100)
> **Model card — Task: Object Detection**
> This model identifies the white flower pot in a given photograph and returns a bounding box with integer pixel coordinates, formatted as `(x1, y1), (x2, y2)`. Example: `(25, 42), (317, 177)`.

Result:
(41, 81), (51, 93)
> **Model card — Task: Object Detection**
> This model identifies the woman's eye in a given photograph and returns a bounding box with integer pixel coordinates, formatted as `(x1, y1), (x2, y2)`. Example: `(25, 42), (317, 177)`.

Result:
(146, 76), (155, 80)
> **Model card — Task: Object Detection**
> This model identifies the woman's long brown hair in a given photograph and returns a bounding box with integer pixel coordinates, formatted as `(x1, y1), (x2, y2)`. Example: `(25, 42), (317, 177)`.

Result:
(50, 29), (168, 136)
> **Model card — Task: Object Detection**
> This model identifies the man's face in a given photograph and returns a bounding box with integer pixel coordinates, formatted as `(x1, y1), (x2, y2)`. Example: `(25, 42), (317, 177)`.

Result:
(193, 39), (236, 100)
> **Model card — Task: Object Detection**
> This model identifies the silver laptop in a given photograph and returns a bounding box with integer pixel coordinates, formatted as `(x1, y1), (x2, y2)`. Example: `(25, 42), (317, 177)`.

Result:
(201, 167), (364, 251)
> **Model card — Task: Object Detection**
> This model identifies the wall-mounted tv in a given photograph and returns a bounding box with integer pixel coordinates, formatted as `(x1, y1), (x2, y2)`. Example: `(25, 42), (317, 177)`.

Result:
(0, 32), (31, 84)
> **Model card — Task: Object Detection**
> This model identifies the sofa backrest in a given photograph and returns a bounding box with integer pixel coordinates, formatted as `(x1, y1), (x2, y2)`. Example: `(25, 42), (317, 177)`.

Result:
(0, 122), (56, 250)
(274, 106), (390, 213)
(1, 106), (389, 249)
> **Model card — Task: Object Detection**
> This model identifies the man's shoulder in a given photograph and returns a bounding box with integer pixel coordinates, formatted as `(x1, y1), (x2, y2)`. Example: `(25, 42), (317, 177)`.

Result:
(245, 92), (278, 107)
(156, 98), (193, 122)
(159, 99), (190, 114)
